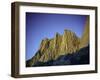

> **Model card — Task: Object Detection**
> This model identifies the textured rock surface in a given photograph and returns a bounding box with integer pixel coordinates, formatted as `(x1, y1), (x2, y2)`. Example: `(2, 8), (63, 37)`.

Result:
(26, 16), (89, 67)
(26, 30), (80, 67)
(32, 45), (89, 66)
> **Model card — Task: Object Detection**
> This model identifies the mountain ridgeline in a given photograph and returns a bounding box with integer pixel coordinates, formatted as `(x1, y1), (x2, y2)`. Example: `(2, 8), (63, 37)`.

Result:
(26, 17), (89, 67)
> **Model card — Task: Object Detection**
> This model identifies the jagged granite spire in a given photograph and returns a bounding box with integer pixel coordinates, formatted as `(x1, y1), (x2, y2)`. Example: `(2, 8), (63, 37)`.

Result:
(26, 16), (89, 67)
(26, 30), (81, 67)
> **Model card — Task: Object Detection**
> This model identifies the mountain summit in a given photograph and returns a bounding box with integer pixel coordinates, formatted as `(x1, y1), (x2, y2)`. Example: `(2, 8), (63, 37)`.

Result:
(26, 29), (89, 67)
(26, 17), (89, 67)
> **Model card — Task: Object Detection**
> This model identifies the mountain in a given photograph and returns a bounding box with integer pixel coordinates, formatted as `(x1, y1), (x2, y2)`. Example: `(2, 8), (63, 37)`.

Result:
(26, 17), (89, 67)
(32, 45), (89, 66)
(26, 30), (85, 67)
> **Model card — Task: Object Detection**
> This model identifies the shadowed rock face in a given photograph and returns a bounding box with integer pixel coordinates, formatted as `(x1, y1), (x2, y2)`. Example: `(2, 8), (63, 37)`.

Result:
(26, 16), (89, 67)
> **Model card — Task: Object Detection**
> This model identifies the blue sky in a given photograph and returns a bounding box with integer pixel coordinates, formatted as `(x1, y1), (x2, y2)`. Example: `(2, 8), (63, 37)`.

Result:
(26, 12), (87, 60)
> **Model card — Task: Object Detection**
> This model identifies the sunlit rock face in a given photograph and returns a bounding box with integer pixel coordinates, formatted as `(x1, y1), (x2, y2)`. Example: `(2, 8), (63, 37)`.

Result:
(26, 17), (89, 67)
(26, 30), (80, 67)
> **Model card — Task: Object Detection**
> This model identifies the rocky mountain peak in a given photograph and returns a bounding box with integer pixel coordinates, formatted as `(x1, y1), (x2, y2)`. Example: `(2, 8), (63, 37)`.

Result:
(26, 16), (89, 67)
(26, 29), (81, 67)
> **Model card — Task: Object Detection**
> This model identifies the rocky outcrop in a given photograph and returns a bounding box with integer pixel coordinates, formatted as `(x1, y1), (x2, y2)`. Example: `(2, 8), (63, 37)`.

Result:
(32, 45), (89, 66)
(26, 16), (89, 67)
(26, 30), (80, 67)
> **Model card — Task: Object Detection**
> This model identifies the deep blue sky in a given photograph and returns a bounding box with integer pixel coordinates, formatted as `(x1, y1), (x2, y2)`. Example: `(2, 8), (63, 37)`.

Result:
(26, 12), (87, 60)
